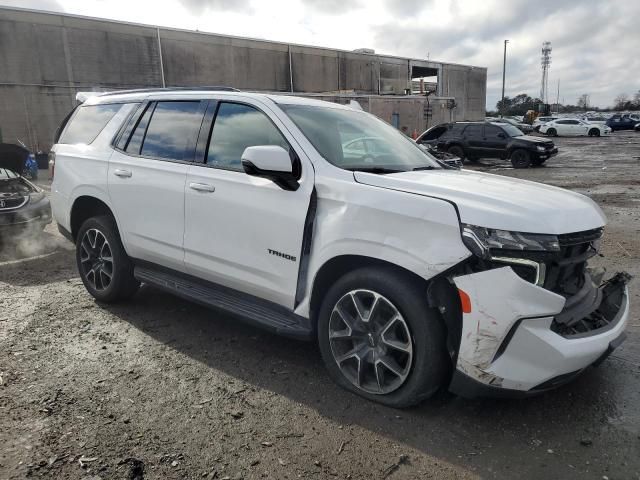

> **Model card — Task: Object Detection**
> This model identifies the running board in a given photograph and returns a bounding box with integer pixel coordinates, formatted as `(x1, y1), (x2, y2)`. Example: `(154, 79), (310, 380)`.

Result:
(134, 265), (313, 340)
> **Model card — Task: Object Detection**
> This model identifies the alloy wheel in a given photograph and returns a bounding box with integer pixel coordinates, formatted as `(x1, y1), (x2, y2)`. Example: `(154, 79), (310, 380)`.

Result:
(79, 228), (114, 291)
(328, 289), (413, 395)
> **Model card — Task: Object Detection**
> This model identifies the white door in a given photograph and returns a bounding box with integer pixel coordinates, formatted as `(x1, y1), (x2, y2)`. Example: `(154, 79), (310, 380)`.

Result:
(575, 120), (589, 136)
(108, 100), (206, 272)
(566, 120), (585, 135)
(184, 100), (314, 309)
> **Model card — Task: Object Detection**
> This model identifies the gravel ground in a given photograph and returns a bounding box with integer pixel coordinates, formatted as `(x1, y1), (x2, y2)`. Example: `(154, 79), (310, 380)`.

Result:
(1, 130), (639, 480)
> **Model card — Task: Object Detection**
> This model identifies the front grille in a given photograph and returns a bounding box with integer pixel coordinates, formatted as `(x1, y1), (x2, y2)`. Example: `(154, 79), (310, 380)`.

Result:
(544, 228), (603, 297)
(0, 195), (28, 210)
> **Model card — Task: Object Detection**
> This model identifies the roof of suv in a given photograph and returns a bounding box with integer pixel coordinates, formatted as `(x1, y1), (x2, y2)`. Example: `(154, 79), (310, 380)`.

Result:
(82, 88), (353, 110)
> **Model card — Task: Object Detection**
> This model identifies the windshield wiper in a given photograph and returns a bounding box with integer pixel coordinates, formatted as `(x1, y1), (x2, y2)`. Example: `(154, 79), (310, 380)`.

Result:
(345, 167), (403, 174)
(412, 165), (436, 171)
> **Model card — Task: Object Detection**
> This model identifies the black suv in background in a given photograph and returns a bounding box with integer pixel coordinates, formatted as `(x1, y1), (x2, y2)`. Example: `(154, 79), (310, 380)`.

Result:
(417, 122), (558, 168)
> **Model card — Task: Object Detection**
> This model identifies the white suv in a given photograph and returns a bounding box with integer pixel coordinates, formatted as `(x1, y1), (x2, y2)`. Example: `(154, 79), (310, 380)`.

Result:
(50, 89), (630, 407)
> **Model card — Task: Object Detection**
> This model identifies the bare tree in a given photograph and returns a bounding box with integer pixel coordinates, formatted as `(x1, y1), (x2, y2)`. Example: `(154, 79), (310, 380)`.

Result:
(577, 94), (590, 111)
(614, 93), (629, 110)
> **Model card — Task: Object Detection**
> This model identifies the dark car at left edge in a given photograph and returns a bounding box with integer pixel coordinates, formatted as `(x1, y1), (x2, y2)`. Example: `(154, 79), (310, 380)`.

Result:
(0, 143), (51, 236)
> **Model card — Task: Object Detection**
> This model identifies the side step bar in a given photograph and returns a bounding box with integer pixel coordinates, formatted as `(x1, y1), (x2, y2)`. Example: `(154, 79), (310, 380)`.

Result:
(134, 265), (313, 340)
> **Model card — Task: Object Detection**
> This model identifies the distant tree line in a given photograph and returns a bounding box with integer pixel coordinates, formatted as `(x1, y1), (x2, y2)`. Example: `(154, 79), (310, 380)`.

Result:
(613, 91), (640, 110)
(488, 90), (640, 116)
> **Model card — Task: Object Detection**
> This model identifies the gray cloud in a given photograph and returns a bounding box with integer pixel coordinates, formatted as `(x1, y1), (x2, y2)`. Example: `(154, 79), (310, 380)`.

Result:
(372, 0), (639, 108)
(383, 0), (433, 17)
(299, 0), (362, 13)
(0, 0), (64, 12)
(178, 0), (252, 14)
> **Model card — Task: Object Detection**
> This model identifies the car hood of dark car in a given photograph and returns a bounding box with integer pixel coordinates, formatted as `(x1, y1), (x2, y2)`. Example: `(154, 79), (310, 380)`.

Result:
(0, 143), (29, 174)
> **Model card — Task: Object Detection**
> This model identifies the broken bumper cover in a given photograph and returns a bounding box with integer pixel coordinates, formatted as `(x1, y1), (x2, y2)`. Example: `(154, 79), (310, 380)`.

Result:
(449, 267), (630, 398)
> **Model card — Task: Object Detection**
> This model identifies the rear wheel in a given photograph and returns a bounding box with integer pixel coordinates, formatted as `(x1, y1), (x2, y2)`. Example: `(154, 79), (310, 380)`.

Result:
(510, 149), (532, 168)
(76, 215), (139, 303)
(588, 128), (600, 137)
(447, 145), (465, 160)
(546, 128), (557, 137)
(317, 267), (448, 408)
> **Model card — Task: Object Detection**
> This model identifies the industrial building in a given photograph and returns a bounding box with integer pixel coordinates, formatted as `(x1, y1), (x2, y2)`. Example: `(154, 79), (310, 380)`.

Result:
(0, 6), (487, 152)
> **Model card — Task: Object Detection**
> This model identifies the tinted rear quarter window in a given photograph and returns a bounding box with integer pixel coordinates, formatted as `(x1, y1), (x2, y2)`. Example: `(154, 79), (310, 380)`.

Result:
(59, 104), (122, 144)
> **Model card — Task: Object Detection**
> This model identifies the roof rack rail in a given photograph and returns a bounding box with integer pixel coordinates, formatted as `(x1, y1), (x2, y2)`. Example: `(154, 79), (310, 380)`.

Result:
(98, 86), (241, 97)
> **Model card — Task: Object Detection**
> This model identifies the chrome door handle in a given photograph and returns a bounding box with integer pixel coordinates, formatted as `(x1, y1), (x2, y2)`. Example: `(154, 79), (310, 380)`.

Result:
(189, 182), (215, 193)
(113, 169), (132, 178)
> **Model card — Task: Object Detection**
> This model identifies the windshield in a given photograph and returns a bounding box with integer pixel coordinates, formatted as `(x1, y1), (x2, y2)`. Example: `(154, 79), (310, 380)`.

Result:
(502, 125), (523, 137)
(281, 105), (440, 173)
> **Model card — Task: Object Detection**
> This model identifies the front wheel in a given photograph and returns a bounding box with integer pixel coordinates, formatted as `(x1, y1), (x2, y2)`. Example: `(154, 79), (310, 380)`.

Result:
(317, 267), (448, 408)
(588, 128), (600, 137)
(546, 128), (557, 137)
(510, 149), (532, 168)
(76, 215), (139, 303)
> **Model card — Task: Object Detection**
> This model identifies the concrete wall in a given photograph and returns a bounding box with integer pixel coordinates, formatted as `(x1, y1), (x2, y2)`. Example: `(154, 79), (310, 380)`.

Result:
(0, 7), (487, 151)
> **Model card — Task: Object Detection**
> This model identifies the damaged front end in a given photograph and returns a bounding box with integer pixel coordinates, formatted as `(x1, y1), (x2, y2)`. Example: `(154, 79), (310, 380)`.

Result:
(0, 167), (51, 234)
(446, 226), (631, 397)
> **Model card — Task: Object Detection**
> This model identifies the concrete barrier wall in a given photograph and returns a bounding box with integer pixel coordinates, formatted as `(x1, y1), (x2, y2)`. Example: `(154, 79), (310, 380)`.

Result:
(0, 7), (486, 150)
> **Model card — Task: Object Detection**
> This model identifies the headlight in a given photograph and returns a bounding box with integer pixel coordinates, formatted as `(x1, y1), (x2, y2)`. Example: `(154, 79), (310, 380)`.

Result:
(461, 224), (560, 259)
(536, 146), (545, 151)
(29, 191), (45, 203)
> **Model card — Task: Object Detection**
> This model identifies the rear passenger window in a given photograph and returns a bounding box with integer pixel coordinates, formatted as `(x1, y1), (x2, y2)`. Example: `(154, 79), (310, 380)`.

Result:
(59, 104), (122, 145)
(206, 103), (289, 171)
(139, 101), (203, 161)
(464, 125), (483, 137)
(484, 125), (503, 138)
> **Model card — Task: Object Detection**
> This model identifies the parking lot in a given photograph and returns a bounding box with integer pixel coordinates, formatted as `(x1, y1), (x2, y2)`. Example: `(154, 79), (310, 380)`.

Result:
(1, 131), (639, 479)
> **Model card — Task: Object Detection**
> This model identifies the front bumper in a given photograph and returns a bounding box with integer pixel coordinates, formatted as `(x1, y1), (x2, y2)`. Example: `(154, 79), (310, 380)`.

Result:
(449, 267), (629, 398)
(534, 147), (558, 160)
(0, 198), (52, 234)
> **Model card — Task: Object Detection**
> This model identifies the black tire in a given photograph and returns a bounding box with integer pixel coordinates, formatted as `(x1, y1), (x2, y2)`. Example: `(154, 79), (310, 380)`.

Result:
(447, 145), (465, 160)
(546, 128), (557, 137)
(317, 266), (448, 408)
(588, 128), (600, 137)
(76, 215), (139, 303)
(510, 149), (531, 168)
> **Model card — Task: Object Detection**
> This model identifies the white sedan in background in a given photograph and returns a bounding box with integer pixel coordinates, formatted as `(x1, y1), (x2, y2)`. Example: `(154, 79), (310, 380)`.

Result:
(540, 119), (612, 137)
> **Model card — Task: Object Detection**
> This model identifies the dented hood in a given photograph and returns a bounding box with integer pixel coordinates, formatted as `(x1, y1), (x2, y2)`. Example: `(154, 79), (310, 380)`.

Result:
(354, 169), (606, 234)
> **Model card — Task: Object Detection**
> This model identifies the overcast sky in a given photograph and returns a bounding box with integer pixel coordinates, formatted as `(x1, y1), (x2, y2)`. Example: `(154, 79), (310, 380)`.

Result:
(2, 0), (639, 109)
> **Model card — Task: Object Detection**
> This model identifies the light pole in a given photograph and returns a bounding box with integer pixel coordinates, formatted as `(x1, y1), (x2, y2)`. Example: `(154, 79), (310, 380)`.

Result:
(500, 39), (509, 117)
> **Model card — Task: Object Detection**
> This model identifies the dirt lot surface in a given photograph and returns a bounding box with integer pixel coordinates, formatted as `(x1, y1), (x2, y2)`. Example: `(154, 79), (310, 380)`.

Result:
(1, 131), (639, 479)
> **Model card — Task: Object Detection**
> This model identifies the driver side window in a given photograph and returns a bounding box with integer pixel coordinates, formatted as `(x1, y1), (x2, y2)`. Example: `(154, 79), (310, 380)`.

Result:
(206, 102), (290, 171)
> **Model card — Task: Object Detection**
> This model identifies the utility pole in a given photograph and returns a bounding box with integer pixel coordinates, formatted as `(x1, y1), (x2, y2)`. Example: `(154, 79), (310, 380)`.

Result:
(555, 78), (560, 112)
(540, 41), (552, 104)
(500, 39), (508, 118)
